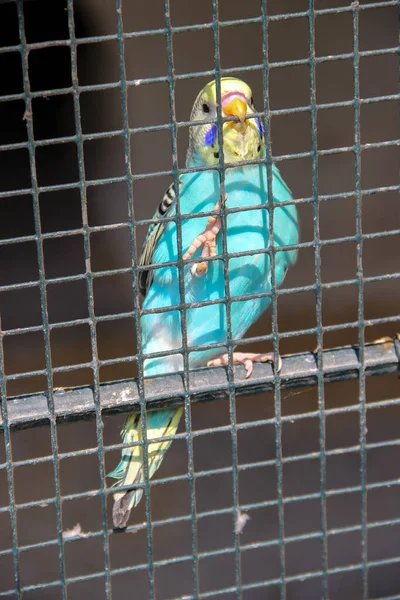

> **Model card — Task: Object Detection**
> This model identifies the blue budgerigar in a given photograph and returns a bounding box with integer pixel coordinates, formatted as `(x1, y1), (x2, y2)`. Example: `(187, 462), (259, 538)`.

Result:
(110, 77), (299, 527)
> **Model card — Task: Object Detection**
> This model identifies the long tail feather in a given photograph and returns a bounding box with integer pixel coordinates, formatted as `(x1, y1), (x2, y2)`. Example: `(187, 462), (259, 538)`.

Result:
(110, 407), (183, 528)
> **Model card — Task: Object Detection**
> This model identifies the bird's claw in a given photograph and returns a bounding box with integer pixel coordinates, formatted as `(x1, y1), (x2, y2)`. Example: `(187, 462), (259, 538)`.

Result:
(207, 351), (282, 378)
(184, 194), (227, 277)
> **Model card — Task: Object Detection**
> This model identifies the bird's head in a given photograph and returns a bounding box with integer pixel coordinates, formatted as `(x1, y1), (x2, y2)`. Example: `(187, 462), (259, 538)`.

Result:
(187, 77), (264, 167)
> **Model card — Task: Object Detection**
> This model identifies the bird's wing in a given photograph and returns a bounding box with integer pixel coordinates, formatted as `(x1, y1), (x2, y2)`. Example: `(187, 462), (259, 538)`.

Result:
(138, 180), (181, 296)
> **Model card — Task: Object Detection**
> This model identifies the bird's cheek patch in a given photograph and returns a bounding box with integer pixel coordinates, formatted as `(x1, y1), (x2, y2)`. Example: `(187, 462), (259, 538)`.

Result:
(255, 118), (264, 138)
(204, 124), (218, 146)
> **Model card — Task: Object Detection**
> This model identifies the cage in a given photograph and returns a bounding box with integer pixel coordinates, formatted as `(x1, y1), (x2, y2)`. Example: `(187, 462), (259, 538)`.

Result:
(0, 0), (399, 599)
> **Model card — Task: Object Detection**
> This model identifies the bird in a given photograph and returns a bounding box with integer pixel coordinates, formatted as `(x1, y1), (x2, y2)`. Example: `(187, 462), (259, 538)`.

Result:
(109, 77), (299, 528)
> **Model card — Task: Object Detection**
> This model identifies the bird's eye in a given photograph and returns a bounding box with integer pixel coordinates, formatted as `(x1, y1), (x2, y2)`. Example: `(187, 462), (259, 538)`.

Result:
(250, 97), (254, 106)
(202, 103), (210, 113)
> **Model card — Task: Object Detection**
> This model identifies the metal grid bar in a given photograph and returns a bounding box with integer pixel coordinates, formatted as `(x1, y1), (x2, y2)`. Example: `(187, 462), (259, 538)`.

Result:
(211, 2), (242, 597)
(0, 207), (399, 264)
(66, 3), (112, 598)
(352, 5), (368, 598)
(308, 3), (329, 596)
(0, 0), (398, 54)
(0, 320), (20, 594)
(1, 61), (398, 104)
(3, 514), (400, 564)
(164, 0), (200, 592)
(2, 466), (400, 518)
(1, 316), (399, 385)
(2, 431), (400, 490)
(0, 105), (399, 154)
(1, 552), (400, 599)
(0, 159), (398, 210)
(0, 256), (399, 303)
(114, 1), (155, 597)
(261, 3), (286, 597)
(0, 53), (399, 111)
(15, 3), (67, 598)
(0, 1), (399, 599)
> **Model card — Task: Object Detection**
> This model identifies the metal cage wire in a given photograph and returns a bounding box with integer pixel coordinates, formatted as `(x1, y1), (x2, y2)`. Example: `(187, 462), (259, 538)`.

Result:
(0, 0), (399, 599)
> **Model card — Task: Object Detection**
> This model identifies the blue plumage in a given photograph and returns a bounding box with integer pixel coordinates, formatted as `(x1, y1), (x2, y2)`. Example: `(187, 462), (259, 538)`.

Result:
(110, 77), (299, 528)
(142, 163), (298, 376)
(204, 124), (218, 147)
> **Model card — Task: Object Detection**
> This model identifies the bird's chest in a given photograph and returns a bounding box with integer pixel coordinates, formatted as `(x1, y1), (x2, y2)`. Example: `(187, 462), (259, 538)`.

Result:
(183, 169), (269, 251)
(179, 172), (269, 299)
(184, 205), (271, 304)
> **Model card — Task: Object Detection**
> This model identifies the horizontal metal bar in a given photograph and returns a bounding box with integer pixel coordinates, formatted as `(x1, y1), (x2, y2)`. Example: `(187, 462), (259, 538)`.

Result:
(0, 0), (397, 57)
(1, 338), (398, 431)
(0, 203), (398, 257)
(2, 471), (400, 520)
(1, 433), (399, 477)
(0, 249), (398, 303)
(0, 507), (399, 560)
(1, 129), (398, 159)
(0, 45), (398, 104)
(0, 159), (398, 199)
(0, 549), (399, 598)
(2, 315), (399, 386)
(0, 96), (398, 154)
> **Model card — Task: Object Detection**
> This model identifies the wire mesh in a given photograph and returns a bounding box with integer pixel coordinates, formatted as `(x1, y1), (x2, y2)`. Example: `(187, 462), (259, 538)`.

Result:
(0, 0), (399, 599)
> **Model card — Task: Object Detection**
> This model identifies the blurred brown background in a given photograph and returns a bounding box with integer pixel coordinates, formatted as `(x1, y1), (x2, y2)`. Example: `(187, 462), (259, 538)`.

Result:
(0, 0), (399, 598)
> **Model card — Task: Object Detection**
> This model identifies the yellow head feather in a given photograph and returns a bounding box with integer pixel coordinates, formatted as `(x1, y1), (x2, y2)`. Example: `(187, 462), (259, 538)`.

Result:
(187, 77), (264, 167)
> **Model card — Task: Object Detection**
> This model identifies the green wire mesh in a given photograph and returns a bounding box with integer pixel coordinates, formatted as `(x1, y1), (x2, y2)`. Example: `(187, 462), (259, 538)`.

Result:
(0, 0), (399, 599)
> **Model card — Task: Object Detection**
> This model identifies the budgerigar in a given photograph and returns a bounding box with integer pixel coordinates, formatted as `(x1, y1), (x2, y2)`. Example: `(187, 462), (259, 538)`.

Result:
(110, 77), (299, 528)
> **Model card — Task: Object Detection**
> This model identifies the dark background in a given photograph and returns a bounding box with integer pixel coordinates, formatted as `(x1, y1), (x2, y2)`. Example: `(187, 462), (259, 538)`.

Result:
(0, 0), (399, 598)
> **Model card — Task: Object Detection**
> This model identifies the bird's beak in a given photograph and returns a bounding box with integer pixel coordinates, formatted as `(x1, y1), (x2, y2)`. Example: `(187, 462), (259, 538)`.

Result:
(222, 96), (248, 132)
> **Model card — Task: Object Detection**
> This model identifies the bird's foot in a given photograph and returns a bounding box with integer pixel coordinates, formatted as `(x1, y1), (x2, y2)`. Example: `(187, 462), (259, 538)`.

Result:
(207, 352), (282, 379)
(183, 195), (227, 276)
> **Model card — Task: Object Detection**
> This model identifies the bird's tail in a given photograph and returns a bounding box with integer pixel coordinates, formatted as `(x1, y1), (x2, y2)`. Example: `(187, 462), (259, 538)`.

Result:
(109, 407), (183, 528)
